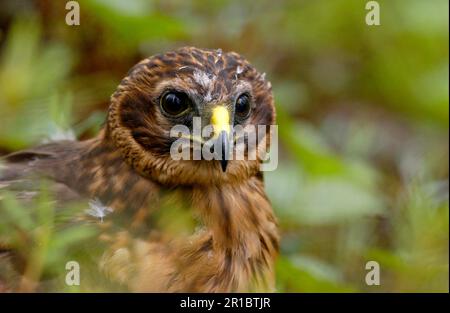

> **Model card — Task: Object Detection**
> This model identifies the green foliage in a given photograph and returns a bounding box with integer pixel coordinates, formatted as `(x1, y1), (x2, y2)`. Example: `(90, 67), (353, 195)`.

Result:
(0, 185), (99, 291)
(0, 16), (74, 148)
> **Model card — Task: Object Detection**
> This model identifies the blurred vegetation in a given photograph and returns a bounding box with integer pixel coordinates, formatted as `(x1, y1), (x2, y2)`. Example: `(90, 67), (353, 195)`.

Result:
(0, 0), (448, 292)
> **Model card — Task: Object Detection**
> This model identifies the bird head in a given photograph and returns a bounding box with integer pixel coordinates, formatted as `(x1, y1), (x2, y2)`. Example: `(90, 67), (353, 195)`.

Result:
(106, 47), (275, 186)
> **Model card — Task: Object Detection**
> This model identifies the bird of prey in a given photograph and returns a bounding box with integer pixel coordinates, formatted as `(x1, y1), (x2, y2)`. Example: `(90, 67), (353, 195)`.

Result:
(0, 47), (279, 292)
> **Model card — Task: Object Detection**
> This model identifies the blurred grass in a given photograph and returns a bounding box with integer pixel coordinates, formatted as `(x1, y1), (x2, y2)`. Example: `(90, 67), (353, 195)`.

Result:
(0, 185), (100, 292)
(0, 0), (448, 292)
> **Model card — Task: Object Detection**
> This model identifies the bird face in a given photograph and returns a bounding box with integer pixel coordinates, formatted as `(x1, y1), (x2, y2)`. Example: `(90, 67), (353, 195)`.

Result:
(107, 47), (275, 186)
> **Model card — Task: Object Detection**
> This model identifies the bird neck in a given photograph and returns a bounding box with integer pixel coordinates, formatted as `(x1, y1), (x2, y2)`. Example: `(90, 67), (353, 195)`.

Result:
(189, 179), (279, 290)
(194, 181), (278, 249)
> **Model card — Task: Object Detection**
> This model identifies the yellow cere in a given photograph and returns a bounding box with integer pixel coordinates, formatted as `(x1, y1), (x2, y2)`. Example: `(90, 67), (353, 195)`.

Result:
(211, 106), (230, 137)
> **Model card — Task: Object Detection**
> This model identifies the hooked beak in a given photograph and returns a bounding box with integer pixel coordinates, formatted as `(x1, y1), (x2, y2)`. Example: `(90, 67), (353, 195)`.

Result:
(217, 130), (229, 172)
(211, 106), (231, 172)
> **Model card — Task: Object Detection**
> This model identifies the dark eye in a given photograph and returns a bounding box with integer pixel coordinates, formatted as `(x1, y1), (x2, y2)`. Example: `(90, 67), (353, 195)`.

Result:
(235, 93), (251, 119)
(160, 92), (191, 117)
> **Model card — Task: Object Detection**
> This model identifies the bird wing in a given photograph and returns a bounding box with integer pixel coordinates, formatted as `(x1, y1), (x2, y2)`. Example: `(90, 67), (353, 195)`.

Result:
(0, 142), (86, 203)
(0, 142), (97, 291)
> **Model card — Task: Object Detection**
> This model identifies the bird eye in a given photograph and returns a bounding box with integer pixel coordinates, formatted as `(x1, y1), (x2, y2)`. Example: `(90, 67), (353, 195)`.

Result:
(160, 92), (191, 117)
(235, 93), (251, 119)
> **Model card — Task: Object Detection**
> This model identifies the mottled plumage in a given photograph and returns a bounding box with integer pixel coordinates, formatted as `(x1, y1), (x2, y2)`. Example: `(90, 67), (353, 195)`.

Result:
(0, 47), (278, 292)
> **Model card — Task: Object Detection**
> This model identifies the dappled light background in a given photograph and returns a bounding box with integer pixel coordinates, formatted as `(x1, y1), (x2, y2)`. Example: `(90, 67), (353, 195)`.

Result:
(0, 0), (448, 292)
